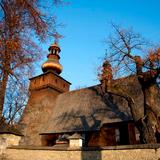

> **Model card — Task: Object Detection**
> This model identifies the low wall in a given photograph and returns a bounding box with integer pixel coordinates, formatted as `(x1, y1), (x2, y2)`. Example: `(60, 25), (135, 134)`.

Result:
(0, 134), (21, 146)
(1, 144), (160, 160)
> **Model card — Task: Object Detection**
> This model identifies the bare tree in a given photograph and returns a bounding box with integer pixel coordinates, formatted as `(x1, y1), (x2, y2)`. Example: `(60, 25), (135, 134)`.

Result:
(3, 75), (28, 124)
(0, 0), (63, 122)
(99, 24), (160, 143)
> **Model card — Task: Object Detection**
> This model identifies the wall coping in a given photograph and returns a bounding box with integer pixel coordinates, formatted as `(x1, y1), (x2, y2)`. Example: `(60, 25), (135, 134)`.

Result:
(7, 144), (160, 151)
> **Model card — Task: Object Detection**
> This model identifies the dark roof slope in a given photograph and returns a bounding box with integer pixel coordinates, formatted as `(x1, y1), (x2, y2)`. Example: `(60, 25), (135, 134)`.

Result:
(41, 76), (144, 134)
(0, 122), (23, 136)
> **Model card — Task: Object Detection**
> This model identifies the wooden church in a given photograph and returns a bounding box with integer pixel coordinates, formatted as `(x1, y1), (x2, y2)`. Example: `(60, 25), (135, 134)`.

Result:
(19, 41), (143, 147)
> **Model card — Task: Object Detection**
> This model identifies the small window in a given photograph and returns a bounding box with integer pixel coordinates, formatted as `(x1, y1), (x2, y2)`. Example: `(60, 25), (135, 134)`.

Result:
(135, 127), (140, 141)
(63, 84), (65, 88)
(52, 49), (56, 54)
(115, 128), (120, 143)
(55, 79), (57, 83)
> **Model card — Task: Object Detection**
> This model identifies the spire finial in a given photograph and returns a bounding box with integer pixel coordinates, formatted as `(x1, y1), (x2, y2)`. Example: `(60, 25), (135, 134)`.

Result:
(53, 32), (63, 44)
(41, 33), (63, 74)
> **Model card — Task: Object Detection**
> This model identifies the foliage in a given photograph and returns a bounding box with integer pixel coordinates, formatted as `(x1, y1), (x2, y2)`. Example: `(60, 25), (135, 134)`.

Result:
(100, 23), (160, 143)
(0, 0), (63, 123)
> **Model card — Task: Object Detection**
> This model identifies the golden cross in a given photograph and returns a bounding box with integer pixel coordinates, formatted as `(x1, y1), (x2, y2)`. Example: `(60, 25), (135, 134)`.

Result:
(53, 32), (63, 44)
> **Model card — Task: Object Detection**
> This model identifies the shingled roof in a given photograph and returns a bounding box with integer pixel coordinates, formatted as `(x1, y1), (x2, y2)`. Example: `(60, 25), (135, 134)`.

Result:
(0, 122), (23, 136)
(41, 76), (144, 134)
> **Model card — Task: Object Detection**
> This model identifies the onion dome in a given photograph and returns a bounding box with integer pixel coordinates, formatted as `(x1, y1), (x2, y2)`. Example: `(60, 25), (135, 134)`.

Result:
(41, 42), (63, 74)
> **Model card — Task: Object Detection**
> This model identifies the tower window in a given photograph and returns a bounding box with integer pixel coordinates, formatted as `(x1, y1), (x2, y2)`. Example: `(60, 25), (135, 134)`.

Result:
(53, 49), (56, 54)
(55, 79), (57, 83)
(51, 49), (56, 54)
(56, 50), (59, 55)
(63, 84), (65, 88)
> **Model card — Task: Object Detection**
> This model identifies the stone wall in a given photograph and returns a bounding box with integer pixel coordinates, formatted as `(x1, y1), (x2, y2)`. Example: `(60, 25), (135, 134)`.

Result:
(0, 134), (21, 147)
(0, 138), (7, 155)
(1, 144), (160, 160)
(0, 134), (21, 156)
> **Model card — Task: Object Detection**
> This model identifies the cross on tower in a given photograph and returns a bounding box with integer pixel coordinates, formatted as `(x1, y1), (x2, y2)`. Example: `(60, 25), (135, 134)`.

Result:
(53, 32), (63, 44)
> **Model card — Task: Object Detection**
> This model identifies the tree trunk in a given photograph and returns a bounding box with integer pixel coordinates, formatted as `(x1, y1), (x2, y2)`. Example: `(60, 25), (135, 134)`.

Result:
(136, 114), (157, 143)
(138, 84), (160, 143)
(0, 50), (10, 120)
(0, 72), (9, 119)
(104, 78), (160, 143)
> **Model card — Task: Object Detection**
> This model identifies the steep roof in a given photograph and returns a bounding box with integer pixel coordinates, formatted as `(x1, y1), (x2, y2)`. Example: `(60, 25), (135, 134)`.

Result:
(41, 76), (144, 134)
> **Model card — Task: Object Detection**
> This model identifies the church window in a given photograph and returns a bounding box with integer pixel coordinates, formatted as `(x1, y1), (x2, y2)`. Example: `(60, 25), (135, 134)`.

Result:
(115, 128), (120, 143)
(135, 127), (140, 142)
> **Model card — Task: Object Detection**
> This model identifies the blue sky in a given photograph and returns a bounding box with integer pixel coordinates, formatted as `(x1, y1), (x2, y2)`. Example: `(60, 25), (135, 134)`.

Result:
(37, 0), (160, 90)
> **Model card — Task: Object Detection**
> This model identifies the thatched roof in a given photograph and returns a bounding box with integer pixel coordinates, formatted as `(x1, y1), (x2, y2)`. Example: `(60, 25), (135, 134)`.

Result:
(41, 76), (144, 134)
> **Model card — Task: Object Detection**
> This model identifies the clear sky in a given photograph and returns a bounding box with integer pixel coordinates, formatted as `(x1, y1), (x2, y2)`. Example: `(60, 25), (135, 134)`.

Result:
(36, 0), (160, 90)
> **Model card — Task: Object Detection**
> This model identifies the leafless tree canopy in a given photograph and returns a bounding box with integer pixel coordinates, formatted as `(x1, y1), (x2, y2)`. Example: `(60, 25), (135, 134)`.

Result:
(99, 23), (160, 143)
(0, 0), (64, 123)
(106, 24), (150, 77)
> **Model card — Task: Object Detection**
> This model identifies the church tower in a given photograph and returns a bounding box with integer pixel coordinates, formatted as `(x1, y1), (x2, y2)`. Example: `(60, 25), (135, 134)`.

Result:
(19, 41), (71, 145)
(29, 42), (70, 94)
